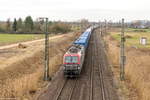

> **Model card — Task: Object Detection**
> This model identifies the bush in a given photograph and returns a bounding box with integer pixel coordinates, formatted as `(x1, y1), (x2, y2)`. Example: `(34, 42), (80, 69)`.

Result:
(0, 27), (5, 32)
(0, 24), (6, 32)
(50, 23), (71, 34)
(133, 29), (147, 32)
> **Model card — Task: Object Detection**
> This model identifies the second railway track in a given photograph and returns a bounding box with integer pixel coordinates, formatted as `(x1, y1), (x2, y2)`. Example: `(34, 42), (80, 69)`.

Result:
(94, 30), (108, 100)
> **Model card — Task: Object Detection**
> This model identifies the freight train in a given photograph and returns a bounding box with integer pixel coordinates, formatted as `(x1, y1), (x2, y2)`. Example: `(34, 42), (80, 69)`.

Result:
(63, 27), (94, 78)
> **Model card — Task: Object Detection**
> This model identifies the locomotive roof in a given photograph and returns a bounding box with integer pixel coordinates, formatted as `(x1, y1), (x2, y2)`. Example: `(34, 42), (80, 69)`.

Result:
(67, 45), (84, 53)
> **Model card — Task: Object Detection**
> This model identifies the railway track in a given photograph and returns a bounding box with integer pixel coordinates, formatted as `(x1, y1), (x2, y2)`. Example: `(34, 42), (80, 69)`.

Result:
(88, 37), (94, 100)
(55, 79), (77, 100)
(89, 36), (94, 100)
(36, 29), (119, 100)
(89, 30), (108, 100)
(94, 31), (108, 100)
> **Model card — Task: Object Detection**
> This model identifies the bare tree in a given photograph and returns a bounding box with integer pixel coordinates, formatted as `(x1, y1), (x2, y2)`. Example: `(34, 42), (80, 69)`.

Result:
(6, 18), (11, 32)
(80, 19), (89, 32)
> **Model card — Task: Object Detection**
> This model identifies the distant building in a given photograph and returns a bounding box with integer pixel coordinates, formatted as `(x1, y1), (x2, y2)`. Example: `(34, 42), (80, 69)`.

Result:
(130, 20), (150, 29)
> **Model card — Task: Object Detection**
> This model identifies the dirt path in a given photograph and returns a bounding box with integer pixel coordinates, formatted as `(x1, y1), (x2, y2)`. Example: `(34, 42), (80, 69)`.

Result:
(0, 34), (65, 50)
(35, 29), (119, 100)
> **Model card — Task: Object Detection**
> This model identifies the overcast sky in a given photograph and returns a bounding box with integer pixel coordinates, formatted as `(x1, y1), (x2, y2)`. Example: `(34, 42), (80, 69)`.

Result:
(0, 0), (150, 22)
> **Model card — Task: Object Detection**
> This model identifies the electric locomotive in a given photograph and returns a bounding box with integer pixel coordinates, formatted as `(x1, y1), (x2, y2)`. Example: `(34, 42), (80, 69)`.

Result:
(63, 27), (93, 77)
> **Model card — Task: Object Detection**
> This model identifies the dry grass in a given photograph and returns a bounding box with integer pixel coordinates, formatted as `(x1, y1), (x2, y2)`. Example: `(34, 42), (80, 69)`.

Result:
(126, 49), (150, 100)
(105, 35), (150, 100)
(0, 32), (80, 99)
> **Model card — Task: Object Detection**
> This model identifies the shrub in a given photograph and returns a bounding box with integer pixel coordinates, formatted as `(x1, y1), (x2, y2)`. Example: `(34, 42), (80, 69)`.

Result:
(133, 29), (147, 32)
(50, 23), (71, 34)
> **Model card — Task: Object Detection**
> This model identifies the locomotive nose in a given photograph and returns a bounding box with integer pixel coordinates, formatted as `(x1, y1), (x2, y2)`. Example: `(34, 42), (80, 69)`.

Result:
(63, 64), (80, 75)
(64, 64), (79, 70)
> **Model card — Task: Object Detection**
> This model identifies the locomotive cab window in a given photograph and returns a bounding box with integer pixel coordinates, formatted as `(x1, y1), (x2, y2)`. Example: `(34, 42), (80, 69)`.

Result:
(65, 56), (72, 63)
(72, 56), (78, 63)
(65, 56), (78, 63)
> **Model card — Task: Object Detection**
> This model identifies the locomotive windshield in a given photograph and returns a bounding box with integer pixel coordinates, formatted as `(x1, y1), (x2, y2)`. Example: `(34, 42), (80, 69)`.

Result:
(72, 56), (78, 63)
(65, 56), (78, 63)
(65, 56), (72, 63)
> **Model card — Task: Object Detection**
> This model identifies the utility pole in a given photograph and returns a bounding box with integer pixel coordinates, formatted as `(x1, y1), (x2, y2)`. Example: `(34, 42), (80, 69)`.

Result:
(39, 17), (51, 81)
(101, 22), (103, 36)
(99, 21), (101, 36)
(120, 18), (126, 81)
(81, 23), (83, 33)
(99, 21), (103, 37)
(104, 20), (107, 35)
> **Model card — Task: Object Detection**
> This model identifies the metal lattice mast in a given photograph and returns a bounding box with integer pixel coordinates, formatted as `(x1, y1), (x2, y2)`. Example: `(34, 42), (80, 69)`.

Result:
(44, 18), (50, 81)
(99, 21), (101, 36)
(120, 18), (126, 81)
(38, 17), (50, 81)
(105, 20), (107, 35)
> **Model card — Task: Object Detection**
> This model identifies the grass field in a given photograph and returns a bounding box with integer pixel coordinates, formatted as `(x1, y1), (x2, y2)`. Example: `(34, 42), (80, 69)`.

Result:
(126, 28), (150, 32)
(0, 34), (44, 45)
(110, 28), (150, 48)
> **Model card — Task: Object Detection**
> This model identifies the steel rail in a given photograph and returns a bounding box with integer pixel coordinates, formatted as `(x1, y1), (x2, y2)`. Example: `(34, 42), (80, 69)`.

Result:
(95, 31), (107, 100)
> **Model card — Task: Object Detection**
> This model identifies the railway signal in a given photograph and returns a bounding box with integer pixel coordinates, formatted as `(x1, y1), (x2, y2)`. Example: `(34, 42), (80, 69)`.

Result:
(120, 18), (126, 81)
(38, 17), (51, 81)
